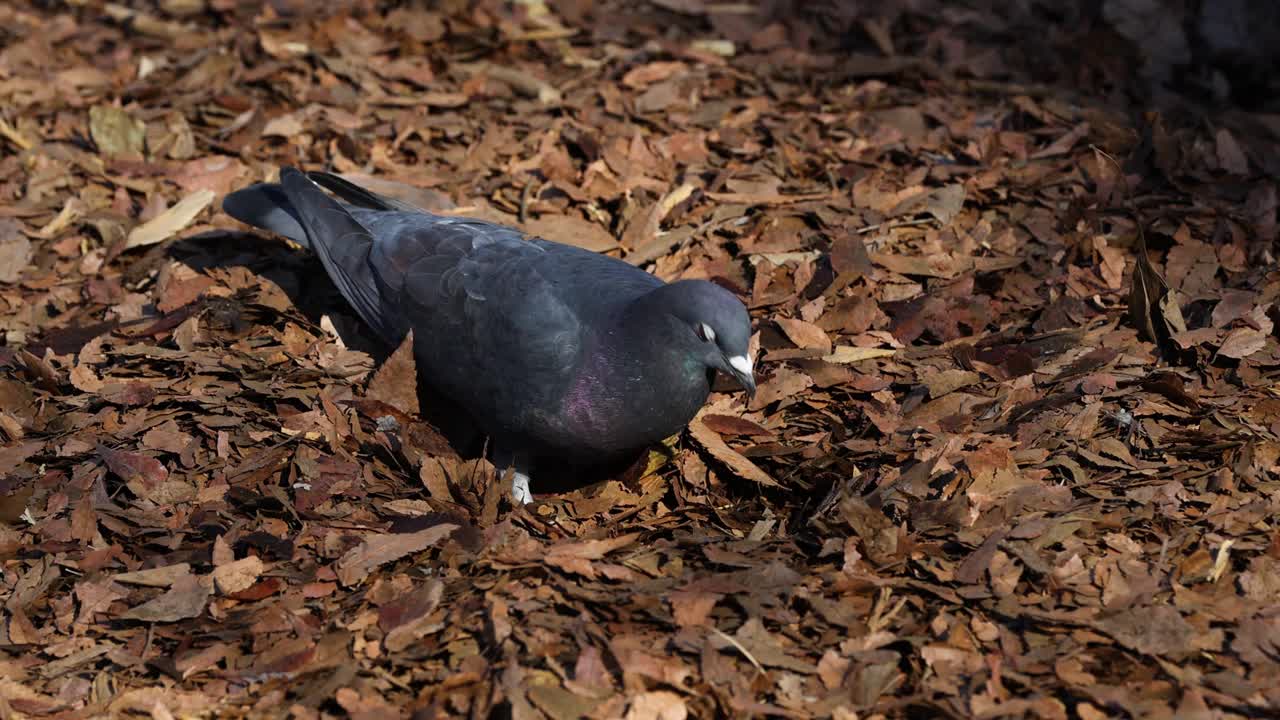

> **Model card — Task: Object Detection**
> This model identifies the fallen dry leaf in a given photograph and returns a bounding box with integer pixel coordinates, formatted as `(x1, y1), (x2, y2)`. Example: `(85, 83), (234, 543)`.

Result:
(211, 556), (265, 595)
(122, 573), (212, 623)
(365, 329), (419, 416)
(0, 219), (32, 284)
(125, 189), (215, 248)
(823, 346), (896, 363)
(687, 416), (780, 487)
(1217, 327), (1266, 360)
(334, 524), (458, 586)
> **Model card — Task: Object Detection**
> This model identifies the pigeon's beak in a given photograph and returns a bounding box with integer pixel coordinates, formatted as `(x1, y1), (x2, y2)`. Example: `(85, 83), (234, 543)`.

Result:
(725, 354), (756, 398)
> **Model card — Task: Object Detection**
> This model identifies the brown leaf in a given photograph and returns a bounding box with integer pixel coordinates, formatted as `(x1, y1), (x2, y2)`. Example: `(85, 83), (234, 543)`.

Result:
(1096, 606), (1194, 659)
(122, 573), (211, 623)
(211, 556), (264, 595)
(125, 189), (215, 249)
(114, 563), (192, 587)
(687, 416), (780, 487)
(1128, 237), (1166, 343)
(335, 687), (402, 720)
(381, 580), (445, 652)
(528, 685), (603, 720)
(98, 445), (169, 486)
(700, 414), (775, 438)
(70, 496), (96, 543)
(668, 589), (720, 627)
(544, 533), (640, 579)
(101, 381), (156, 407)
(69, 363), (105, 393)
(828, 228), (874, 287)
(261, 111), (305, 138)
(365, 329), (419, 416)
(776, 317), (832, 354)
(89, 105), (146, 157)
(334, 523), (458, 586)
(418, 456), (458, 503)
(621, 61), (688, 88)
(625, 691), (688, 720)
(750, 365), (814, 409)
(922, 368), (981, 398)
(621, 183), (697, 263)
(173, 155), (247, 196)
(0, 219), (32, 284)
(729, 617), (815, 672)
(1217, 328), (1266, 360)
(74, 576), (128, 626)
(1215, 128), (1249, 175)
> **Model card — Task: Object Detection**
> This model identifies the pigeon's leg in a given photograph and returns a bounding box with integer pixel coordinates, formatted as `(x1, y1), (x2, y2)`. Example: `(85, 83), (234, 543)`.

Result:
(493, 445), (534, 505)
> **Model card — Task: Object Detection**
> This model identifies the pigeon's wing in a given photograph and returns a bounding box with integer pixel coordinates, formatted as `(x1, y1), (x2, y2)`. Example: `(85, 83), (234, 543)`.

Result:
(358, 212), (588, 432)
(277, 169), (401, 342)
(222, 182), (311, 248)
(305, 171), (424, 213)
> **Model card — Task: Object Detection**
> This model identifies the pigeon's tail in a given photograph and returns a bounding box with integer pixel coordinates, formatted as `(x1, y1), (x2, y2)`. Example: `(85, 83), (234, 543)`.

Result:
(222, 182), (312, 250)
(225, 169), (398, 343)
(273, 167), (400, 342)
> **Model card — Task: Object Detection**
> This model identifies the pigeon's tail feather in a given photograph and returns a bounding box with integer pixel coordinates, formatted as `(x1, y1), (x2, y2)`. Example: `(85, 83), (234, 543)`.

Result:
(278, 168), (397, 343)
(306, 171), (422, 212)
(222, 183), (311, 249)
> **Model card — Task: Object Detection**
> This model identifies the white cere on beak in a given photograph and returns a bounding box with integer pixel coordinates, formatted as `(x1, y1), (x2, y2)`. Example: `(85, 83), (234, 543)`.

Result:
(700, 323), (716, 343)
(728, 354), (753, 378)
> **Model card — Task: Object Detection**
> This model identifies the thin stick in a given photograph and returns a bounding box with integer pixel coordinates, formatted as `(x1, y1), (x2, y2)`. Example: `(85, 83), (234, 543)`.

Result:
(710, 627), (765, 676)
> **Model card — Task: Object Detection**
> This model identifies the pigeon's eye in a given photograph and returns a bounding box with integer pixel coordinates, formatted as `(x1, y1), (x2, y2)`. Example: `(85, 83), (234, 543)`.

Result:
(697, 323), (716, 343)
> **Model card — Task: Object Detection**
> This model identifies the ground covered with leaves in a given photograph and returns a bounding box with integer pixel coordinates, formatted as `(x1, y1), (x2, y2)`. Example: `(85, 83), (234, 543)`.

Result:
(2, 1), (1280, 718)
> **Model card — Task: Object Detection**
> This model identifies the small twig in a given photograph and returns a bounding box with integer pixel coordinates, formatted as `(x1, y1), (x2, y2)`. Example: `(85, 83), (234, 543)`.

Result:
(142, 622), (155, 662)
(0, 117), (33, 150)
(962, 78), (1071, 101)
(518, 180), (534, 224)
(855, 217), (937, 235)
(507, 27), (578, 42)
(709, 627), (765, 676)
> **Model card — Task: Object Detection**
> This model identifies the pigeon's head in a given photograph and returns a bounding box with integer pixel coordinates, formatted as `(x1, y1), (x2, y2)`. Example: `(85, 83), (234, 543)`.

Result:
(661, 280), (756, 397)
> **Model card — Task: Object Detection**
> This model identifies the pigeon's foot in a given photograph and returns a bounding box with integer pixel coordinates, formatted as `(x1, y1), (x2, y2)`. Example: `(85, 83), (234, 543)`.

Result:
(511, 469), (533, 505)
(494, 445), (534, 505)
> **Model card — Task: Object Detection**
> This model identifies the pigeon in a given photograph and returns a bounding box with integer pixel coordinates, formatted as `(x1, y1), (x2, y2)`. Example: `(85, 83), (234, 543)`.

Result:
(223, 167), (755, 504)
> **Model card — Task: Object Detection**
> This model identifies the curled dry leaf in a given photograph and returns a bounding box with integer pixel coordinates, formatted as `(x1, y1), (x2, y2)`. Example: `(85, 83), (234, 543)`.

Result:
(776, 316), (833, 354)
(687, 416), (780, 487)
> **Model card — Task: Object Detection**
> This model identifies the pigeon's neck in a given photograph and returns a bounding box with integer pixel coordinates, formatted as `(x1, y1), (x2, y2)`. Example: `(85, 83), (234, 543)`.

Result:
(613, 286), (711, 407)
(616, 286), (696, 366)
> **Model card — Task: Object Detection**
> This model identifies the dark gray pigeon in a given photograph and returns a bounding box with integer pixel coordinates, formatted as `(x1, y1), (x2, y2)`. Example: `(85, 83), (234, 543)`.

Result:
(223, 167), (755, 504)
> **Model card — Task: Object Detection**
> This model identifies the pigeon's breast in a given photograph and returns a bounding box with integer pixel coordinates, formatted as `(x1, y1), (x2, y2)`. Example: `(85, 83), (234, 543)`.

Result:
(556, 344), (709, 458)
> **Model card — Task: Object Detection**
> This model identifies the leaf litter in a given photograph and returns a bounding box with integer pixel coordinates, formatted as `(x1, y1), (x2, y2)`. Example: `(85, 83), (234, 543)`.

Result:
(1, 0), (1280, 717)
